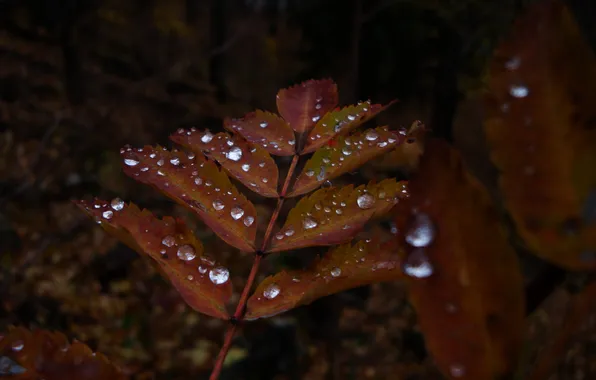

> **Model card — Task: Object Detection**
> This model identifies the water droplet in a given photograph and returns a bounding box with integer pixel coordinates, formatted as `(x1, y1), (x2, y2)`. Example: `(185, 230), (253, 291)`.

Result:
(194, 177), (203, 185)
(347, 114), (356, 121)
(303, 217), (318, 230)
(244, 216), (255, 227)
(330, 267), (341, 277)
(102, 210), (113, 219)
(405, 213), (435, 247)
(365, 130), (379, 141)
(170, 157), (180, 166)
(261, 177), (268, 183)
(305, 169), (315, 177)
(242, 163), (250, 172)
(124, 158), (139, 166)
(284, 228), (295, 236)
(201, 131), (213, 143)
(162, 235), (176, 247)
(312, 115), (320, 123)
(111, 198), (125, 211)
(403, 249), (433, 278)
(288, 139), (296, 146)
(209, 267), (229, 285)
(505, 56), (521, 70)
(198, 266), (207, 274)
(226, 146), (243, 161)
(357, 194), (375, 209)
(342, 147), (352, 156)
(157, 159), (164, 166)
(259, 162), (266, 168)
(510, 84), (529, 98)
(275, 233), (284, 240)
(231, 207), (244, 220)
(449, 364), (465, 378)
(11, 341), (24, 351)
(187, 274), (194, 281)
(213, 200), (225, 211)
(263, 283), (280, 299)
(177, 244), (196, 261)
(260, 121), (268, 128)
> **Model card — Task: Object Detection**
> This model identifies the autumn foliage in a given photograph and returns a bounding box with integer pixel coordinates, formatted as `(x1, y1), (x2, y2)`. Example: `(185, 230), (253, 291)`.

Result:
(3, 1), (596, 379)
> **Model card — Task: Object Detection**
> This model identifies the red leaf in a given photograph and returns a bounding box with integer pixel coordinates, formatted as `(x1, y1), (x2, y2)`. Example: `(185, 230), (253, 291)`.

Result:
(0, 326), (126, 380)
(394, 139), (524, 379)
(223, 110), (296, 156)
(76, 199), (232, 319)
(245, 239), (402, 320)
(302, 100), (397, 154)
(171, 129), (279, 198)
(268, 179), (409, 253)
(276, 79), (338, 134)
(290, 126), (404, 197)
(120, 145), (257, 252)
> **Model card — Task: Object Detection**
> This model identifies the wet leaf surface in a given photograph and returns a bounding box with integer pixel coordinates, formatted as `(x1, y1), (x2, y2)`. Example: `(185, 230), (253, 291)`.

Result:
(393, 139), (525, 379)
(120, 145), (257, 252)
(76, 199), (233, 319)
(484, 0), (596, 270)
(171, 129), (279, 198)
(246, 239), (402, 320)
(268, 179), (408, 252)
(0, 326), (127, 380)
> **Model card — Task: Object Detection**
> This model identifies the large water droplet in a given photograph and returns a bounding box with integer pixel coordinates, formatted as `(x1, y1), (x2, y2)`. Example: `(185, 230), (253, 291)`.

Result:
(201, 131), (213, 143)
(357, 194), (375, 209)
(263, 283), (280, 299)
(330, 267), (342, 277)
(177, 244), (196, 261)
(170, 157), (180, 166)
(403, 249), (433, 278)
(405, 213), (435, 247)
(111, 198), (124, 211)
(285, 228), (295, 236)
(365, 130), (379, 141)
(209, 267), (229, 285)
(231, 207), (244, 220)
(509, 85), (529, 98)
(124, 158), (139, 166)
(212, 200), (225, 211)
(226, 146), (243, 161)
(303, 217), (318, 230)
(244, 216), (255, 227)
(162, 235), (176, 247)
(102, 210), (113, 219)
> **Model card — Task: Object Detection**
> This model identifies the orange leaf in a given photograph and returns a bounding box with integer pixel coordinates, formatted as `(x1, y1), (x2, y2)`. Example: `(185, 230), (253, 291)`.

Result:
(290, 126), (404, 197)
(268, 179), (409, 253)
(76, 199), (232, 319)
(393, 139), (524, 379)
(171, 129), (279, 198)
(120, 145), (257, 252)
(276, 78), (338, 134)
(484, 0), (596, 269)
(224, 110), (296, 156)
(302, 100), (397, 154)
(0, 326), (126, 380)
(245, 239), (402, 320)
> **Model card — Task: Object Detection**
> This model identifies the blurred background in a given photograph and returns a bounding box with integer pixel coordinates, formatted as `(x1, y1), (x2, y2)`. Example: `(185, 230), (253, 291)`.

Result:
(1, 0), (596, 379)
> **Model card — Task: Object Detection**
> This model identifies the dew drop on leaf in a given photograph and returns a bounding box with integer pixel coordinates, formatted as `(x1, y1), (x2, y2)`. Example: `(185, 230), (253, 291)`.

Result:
(212, 200), (225, 211)
(509, 84), (529, 98)
(449, 364), (466, 378)
(194, 177), (203, 185)
(124, 158), (139, 166)
(285, 228), (295, 236)
(201, 131), (213, 143)
(162, 235), (176, 247)
(303, 217), (318, 230)
(226, 146), (243, 161)
(198, 266), (207, 274)
(403, 248), (433, 278)
(110, 198), (124, 211)
(102, 210), (113, 219)
(231, 207), (244, 220)
(263, 283), (281, 299)
(405, 213), (435, 247)
(177, 244), (196, 261)
(11, 341), (24, 351)
(330, 267), (342, 277)
(209, 267), (229, 285)
(244, 216), (255, 227)
(170, 157), (180, 165)
(357, 194), (376, 209)
(365, 130), (379, 141)
(305, 170), (315, 177)
(241, 163), (250, 172)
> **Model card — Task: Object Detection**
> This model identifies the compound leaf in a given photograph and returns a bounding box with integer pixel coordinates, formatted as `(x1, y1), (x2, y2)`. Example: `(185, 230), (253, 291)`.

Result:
(290, 126), (404, 197)
(171, 129), (279, 197)
(246, 239), (402, 320)
(276, 79), (338, 134)
(302, 100), (396, 154)
(484, 0), (596, 269)
(393, 139), (524, 379)
(268, 179), (409, 253)
(224, 110), (296, 156)
(120, 146), (257, 252)
(76, 199), (232, 319)
(0, 327), (126, 380)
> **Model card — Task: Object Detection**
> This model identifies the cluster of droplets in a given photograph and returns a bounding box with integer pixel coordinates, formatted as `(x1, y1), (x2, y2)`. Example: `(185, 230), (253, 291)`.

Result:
(223, 118), (296, 153)
(309, 101), (372, 141)
(402, 211), (436, 278)
(90, 197), (126, 223)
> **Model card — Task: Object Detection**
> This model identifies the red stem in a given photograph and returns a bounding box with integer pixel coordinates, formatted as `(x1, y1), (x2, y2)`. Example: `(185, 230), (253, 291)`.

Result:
(209, 153), (300, 380)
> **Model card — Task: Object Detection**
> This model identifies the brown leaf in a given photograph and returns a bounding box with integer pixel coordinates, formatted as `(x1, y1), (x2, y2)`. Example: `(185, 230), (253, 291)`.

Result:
(484, 0), (596, 269)
(290, 126), (404, 197)
(276, 79), (338, 134)
(0, 326), (126, 380)
(245, 239), (402, 320)
(120, 145), (257, 252)
(171, 129), (279, 198)
(302, 100), (396, 154)
(76, 199), (232, 319)
(393, 139), (525, 379)
(224, 110), (296, 156)
(268, 179), (409, 253)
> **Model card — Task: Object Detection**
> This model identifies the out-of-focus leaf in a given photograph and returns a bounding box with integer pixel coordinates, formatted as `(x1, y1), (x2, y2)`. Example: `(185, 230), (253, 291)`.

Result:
(393, 139), (524, 379)
(276, 79), (338, 134)
(224, 110), (296, 156)
(290, 126), (404, 197)
(373, 121), (428, 173)
(484, 0), (596, 270)
(171, 130), (279, 198)
(245, 239), (402, 320)
(302, 100), (396, 154)
(268, 179), (409, 253)
(120, 146), (257, 252)
(0, 326), (126, 380)
(76, 199), (232, 319)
